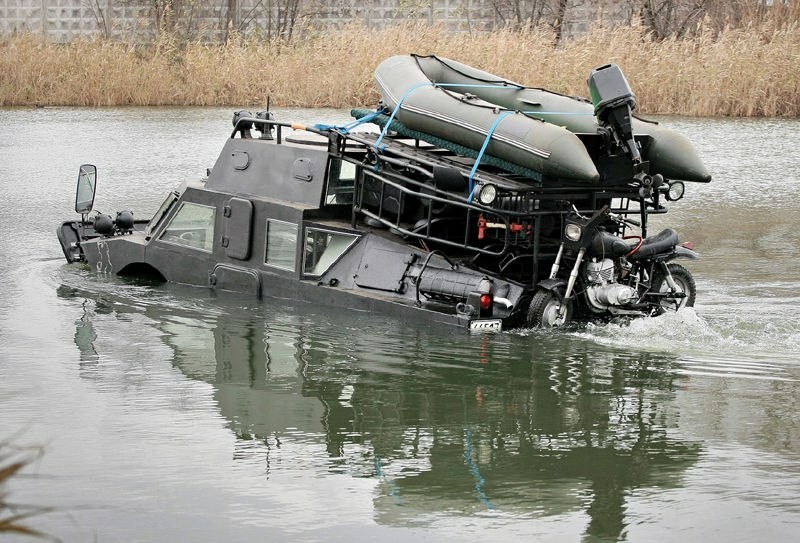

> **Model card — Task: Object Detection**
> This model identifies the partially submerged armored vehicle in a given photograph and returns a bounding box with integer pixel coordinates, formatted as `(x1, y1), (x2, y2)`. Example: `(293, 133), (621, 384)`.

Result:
(57, 55), (709, 331)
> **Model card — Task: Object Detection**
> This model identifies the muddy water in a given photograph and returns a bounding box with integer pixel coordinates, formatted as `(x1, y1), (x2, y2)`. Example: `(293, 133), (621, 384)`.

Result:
(1, 108), (798, 542)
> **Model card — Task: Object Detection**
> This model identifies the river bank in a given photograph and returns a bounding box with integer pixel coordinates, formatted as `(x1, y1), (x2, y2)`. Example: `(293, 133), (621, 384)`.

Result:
(1, 20), (798, 116)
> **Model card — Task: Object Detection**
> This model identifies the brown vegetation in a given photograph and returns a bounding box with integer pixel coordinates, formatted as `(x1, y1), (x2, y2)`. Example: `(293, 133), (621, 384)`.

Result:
(0, 13), (798, 116)
(0, 441), (50, 539)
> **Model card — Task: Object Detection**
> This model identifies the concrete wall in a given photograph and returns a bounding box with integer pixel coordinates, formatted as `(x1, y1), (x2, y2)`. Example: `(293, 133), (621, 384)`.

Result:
(1, 0), (150, 41)
(0, 1), (630, 42)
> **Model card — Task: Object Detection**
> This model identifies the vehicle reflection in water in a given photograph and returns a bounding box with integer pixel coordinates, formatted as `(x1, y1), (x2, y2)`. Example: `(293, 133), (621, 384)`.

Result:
(73, 298), (99, 365)
(58, 283), (700, 541)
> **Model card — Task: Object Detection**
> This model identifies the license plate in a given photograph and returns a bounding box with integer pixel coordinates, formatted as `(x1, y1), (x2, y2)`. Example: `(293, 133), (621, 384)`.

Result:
(469, 319), (502, 332)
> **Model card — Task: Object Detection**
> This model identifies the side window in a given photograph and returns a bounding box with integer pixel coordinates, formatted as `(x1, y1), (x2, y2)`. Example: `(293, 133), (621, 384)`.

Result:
(145, 191), (179, 238)
(159, 202), (216, 251)
(325, 158), (357, 204)
(303, 228), (360, 276)
(265, 220), (297, 271)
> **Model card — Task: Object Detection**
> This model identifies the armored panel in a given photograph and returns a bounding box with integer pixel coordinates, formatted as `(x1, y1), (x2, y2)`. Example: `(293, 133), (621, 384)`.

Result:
(353, 237), (414, 293)
(207, 139), (328, 205)
(222, 197), (253, 260)
(210, 264), (261, 298)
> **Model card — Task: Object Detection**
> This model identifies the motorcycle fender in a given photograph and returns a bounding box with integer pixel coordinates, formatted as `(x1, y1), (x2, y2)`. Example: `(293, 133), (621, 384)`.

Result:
(535, 278), (567, 299)
(670, 246), (700, 261)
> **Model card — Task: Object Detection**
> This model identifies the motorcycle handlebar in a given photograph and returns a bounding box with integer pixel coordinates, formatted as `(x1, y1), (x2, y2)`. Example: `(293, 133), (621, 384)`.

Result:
(610, 212), (640, 227)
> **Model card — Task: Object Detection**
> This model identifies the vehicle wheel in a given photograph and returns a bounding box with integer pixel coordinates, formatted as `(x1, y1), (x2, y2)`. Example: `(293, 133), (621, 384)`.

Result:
(527, 289), (572, 327)
(651, 263), (696, 312)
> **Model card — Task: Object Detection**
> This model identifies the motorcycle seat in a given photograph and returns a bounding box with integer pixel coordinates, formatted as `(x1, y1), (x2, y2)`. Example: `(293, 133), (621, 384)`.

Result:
(590, 228), (679, 260)
(628, 228), (679, 260)
(591, 231), (633, 258)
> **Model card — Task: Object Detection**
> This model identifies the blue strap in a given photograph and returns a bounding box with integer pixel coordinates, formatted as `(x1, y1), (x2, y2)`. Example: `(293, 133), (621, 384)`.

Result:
(374, 81), (433, 150)
(373, 456), (402, 504)
(369, 82), (539, 178)
(374, 82), (526, 151)
(463, 427), (494, 510)
(467, 110), (515, 201)
(312, 110), (383, 133)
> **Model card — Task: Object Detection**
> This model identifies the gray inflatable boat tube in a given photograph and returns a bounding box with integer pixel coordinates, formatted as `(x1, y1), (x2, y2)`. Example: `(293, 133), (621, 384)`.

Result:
(374, 55), (601, 183)
(411, 55), (711, 183)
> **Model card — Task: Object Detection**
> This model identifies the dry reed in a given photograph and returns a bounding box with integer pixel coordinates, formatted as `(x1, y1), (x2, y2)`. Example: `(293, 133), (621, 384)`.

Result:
(0, 440), (50, 539)
(1, 17), (798, 116)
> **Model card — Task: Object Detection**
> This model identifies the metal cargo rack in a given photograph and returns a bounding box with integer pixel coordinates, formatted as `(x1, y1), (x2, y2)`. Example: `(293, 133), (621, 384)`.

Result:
(327, 126), (667, 286)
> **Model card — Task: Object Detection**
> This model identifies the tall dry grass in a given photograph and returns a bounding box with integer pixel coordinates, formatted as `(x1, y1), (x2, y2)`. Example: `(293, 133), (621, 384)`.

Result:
(1, 17), (798, 116)
(0, 440), (49, 539)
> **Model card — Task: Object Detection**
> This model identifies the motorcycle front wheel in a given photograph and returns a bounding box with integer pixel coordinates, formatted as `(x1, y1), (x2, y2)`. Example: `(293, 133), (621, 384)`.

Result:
(651, 262), (697, 313)
(527, 289), (572, 327)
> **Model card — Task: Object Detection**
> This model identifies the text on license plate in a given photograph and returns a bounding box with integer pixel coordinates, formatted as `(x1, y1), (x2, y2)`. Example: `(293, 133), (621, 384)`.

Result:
(469, 319), (502, 332)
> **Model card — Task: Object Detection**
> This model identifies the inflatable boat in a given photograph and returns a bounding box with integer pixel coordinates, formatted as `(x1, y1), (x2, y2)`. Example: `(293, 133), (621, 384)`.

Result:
(374, 55), (710, 184)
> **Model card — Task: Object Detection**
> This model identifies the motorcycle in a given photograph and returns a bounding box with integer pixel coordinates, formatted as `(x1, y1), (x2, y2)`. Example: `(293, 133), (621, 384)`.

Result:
(527, 203), (698, 327)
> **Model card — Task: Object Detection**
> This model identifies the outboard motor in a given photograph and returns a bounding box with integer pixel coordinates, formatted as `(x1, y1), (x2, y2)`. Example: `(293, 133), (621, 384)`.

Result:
(588, 64), (641, 165)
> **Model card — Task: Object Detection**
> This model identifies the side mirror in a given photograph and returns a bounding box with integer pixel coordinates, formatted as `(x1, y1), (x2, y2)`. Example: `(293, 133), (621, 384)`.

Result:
(75, 164), (97, 214)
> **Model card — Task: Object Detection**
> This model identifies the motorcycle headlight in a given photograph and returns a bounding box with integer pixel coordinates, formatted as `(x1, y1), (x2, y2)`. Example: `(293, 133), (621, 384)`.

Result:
(666, 181), (685, 201)
(477, 183), (497, 205)
(565, 223), (582, 241)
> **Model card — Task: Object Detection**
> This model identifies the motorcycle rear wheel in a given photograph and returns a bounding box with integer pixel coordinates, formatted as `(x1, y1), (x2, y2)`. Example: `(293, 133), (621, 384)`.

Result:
(651, 263), (696, 313)
(527, 289), (572, 327)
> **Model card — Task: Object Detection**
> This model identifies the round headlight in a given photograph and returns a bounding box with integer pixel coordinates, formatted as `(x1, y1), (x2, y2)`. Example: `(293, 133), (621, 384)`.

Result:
(666, 181), (685, 201)
(93, 213), (114, 236)
(115, 210), (134, 232)
(478, 184), (497, 205)
(565, 223), (582, 241)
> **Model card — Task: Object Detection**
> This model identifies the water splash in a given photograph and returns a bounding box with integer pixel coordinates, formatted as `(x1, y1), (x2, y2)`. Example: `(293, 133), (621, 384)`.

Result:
(574, 309), (720, 352)
(573, 309), (799, 381)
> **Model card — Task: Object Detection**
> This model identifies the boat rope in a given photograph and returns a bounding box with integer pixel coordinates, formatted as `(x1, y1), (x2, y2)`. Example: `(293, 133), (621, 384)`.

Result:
(312, 105), (590, 139)
(413, 53), (525, 89)
(467, 110), (515, 202)
(522, 110), (595, 116)
(311, 109), (383, 133)
(413, 53), (600, 106)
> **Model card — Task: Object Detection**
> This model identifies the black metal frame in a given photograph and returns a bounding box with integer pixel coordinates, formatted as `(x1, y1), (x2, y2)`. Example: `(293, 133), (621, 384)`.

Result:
(231, 115), (669, 289)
